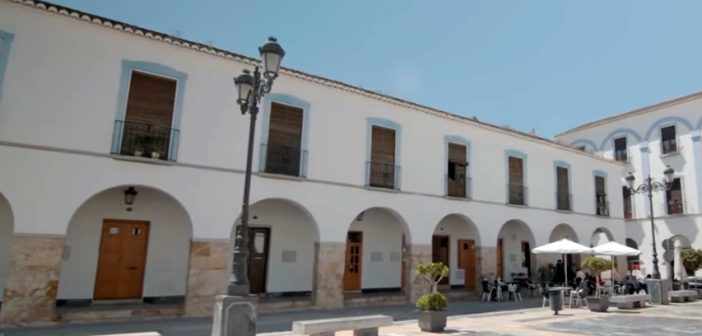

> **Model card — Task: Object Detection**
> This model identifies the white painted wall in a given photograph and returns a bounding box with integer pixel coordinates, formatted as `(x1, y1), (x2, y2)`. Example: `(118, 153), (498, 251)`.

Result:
(57, 187), (192, 300)
(238, 199), (318, 293)
(0, 1), (631, 296)
(498, 220), (535, 282)
(348, 208), (405, 289)
(433, 215), (480, 286)
(0, 194), (12, 301)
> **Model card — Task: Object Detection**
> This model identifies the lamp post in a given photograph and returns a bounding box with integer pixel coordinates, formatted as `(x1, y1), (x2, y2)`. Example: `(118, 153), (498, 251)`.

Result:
(230, 37), (285, 296)
(625, 165), (675, 280)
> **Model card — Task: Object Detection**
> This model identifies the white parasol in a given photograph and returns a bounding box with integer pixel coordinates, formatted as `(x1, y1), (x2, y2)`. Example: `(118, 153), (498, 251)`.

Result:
(532, 239), (593, 286)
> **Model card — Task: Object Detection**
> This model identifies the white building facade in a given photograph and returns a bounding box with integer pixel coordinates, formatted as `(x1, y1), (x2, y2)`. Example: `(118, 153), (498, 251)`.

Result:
(0, 0), (626, 325)
(557, 92), (702, 282)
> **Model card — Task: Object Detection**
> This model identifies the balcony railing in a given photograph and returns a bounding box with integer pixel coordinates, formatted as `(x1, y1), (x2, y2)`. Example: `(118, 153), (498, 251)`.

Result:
(596, 193), (609, 216)
(662, 139), (678, 154)
(261, 143), (308, 177)
(557, 192), (572, 211)
(446, 175), (472, 198)
(112, 120), (179, 161)
(367, 161), (400, 190)
(507, 184), (527, 206)
(614, 149), (628, 162)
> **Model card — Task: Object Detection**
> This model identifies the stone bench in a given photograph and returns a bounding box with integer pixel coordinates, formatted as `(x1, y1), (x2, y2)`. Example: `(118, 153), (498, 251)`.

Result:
(292, 314), (393, 336)
(669, 290), (698, 302)
(609, 294), (651, 309)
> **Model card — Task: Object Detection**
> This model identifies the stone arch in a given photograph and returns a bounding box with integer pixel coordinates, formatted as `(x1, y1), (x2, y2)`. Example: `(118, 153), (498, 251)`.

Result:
(547, 223), (581, 275)
(599, 128), (643, 150)
(496, 219), (536, 282)
(57, 185), (193, 305)
(344, 207), (410, 292)
(568, 139), (598, 152)
(662, 235), (692, 280)
(643, 116), (695, 140)
(0, 192), (14, 303)
(590, 227), (614, 247)
(432, 214), (481, 289)
(231, 198), (320, 295)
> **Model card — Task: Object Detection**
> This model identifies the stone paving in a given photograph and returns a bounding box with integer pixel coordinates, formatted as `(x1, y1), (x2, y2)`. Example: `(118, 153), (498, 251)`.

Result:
(2, 298), (702, 335)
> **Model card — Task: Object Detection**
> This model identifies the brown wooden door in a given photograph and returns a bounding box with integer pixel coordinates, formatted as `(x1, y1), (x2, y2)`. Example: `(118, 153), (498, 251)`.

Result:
(344, 232), (363, 291)
(369, 126), (396, 188)
(248, 227), (270, 294)
(94, 219), (150, 300)
(458, 239), (476, 289)
(497, 238), (504, 279)
(432, 235), (450, 285)
(447, 143), (467, 197)
(508, 157), (524, 204)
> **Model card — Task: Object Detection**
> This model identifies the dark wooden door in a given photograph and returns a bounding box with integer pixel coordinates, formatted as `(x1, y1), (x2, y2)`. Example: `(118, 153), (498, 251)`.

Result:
(508, 157), (524, 204)
(344, 232), (363, 291)
(369, 126), (396, 188)
(497, 238), (504, 279)
(94, 220), (150, 300)
(458, 239), (476, 289)
(447, 143), (467, 197)
(432, 235), (450, 285)
(248, 227), (270, 294)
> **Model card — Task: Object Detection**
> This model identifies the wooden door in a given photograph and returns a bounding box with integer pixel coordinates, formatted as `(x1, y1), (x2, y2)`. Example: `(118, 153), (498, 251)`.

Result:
(458, 239), (476, 289)
(447, 143), (467, 197)
(432, 236), (450, 285)
(497, 238), (504, 279)
(248, 227), (270, 294)
(344, 232), (363, 291)
(369, 126), (396, 188)
(94, 219), (150, 300)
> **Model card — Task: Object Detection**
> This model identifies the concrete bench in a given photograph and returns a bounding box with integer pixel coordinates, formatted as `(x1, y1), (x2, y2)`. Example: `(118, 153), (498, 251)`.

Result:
(669, 290), (698, 302)
(292, 314), (393, 336)
(609, 294), (651, 309)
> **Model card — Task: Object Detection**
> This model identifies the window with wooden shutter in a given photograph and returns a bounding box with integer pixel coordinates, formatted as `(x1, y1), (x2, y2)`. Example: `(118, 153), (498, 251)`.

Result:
(556, 167), (570, 210)
(666, 178), (683, 215)
(369, 126), (396, 188)
(508, 157), (525, 205)
(622, 186), (633, 219)
(265, 103), (304, 176)
(119, 71), (177, 160)
(595, 176), (608, 216)
(447, 143), (467, 197)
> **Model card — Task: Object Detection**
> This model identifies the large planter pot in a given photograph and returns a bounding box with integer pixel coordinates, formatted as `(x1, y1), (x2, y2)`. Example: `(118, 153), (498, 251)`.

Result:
(586, 296), (609, 312)
(418, 310), (447, 332)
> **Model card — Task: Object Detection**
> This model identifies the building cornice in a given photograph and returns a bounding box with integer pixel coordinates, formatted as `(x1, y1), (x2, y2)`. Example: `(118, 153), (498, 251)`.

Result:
(6, 0), (620, 165)
(557, 91), (702, 137)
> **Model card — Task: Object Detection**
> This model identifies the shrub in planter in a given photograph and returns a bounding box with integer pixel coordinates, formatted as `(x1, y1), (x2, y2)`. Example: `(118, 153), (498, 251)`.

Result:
(581, 256), (612, 312)
(415, 262), (449, 332)
(682, 249), (702, 276)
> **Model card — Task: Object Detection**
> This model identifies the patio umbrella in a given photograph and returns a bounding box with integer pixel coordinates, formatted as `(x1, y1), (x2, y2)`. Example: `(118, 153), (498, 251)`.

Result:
(591, 241), (641, 256)
(591, 241), (641, 283)
(532, 239), (593, 286)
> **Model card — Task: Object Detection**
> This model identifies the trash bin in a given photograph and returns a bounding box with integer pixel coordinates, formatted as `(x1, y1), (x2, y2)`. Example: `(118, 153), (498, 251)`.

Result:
(548, 289), (563, 315)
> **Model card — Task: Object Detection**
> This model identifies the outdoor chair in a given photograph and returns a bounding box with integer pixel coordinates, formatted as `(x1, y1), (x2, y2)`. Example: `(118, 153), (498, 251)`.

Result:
(568, 288), (586, 308)
(481, 280), (493, 302)
(508, 283), (522, 301)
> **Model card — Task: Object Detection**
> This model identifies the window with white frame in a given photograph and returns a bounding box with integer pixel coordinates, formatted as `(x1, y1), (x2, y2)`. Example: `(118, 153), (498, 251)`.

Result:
(614, 137), (627, 162)
(661, 125), (677, 154)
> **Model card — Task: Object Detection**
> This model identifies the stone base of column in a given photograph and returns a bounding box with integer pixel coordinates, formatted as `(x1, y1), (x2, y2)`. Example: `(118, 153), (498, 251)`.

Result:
(185, 241), (231, 317)
(313, 242), (345, 309)
(646, 279), (670, 305)
(479, 246), (497, 281)
(211, 295), (257, 336)
(408, 245), (432, 303)
(0, 236), (63, 325)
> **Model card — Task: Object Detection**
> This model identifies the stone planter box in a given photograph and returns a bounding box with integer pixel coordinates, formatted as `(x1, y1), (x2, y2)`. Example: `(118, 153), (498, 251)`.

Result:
(418, 310), (447, 332)
(587, 296), (609, 312)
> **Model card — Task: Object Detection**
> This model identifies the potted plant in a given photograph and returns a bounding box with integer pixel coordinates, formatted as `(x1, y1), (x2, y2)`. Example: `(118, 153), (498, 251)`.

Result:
(415, 262), (449, 332)
(581, 256), (612, 312)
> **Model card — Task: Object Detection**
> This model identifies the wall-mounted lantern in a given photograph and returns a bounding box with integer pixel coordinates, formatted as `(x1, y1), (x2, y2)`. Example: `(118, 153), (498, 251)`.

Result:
(124, 187), (138, 206)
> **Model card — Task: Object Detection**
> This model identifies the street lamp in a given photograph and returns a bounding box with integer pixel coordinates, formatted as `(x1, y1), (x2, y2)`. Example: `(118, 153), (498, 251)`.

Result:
(230, 37), (285, 296)
(625, 165), (675, 280)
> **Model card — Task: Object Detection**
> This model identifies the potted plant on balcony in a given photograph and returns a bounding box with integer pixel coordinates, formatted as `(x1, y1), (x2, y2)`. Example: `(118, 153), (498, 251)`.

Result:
(581, 256), (612, 312)
(415, 262), (449, 332)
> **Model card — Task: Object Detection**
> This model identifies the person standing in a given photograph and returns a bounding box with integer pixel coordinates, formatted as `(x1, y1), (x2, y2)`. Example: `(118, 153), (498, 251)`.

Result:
(555, 260), (565, 285)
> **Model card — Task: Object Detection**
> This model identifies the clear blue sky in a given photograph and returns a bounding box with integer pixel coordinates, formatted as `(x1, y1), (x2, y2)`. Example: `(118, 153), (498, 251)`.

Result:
(51, 0), (702, 137)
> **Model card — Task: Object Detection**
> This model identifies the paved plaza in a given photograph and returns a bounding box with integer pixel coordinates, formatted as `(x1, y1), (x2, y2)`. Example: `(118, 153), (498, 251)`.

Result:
(2, 298), (702, 336)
